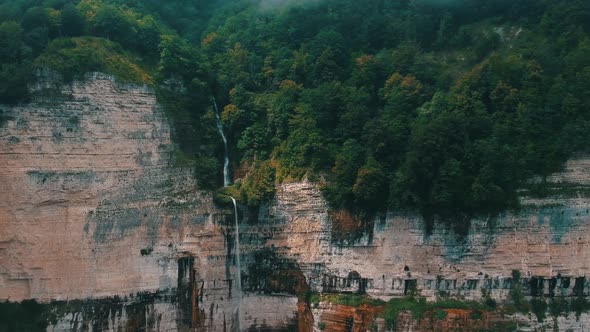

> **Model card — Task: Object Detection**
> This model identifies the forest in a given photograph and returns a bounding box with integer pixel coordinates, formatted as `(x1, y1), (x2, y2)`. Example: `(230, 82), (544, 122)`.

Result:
(1, 0), (589, 232)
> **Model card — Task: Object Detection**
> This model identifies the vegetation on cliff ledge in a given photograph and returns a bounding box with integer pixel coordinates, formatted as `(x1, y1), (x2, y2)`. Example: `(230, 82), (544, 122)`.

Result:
(313, 287), (590, 329)
(1, 0), (589, 231)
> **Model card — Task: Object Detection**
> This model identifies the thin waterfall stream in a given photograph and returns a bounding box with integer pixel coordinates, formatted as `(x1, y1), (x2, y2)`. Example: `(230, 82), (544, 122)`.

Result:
(213, 97), (231, 187)
(230, 196), (241, 331)
(213, 96), (242, 330)
(230, 197), (242, 294)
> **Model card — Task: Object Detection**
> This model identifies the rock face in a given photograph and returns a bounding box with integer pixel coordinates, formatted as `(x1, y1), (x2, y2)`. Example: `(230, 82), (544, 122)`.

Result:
(257, 163), (590, 331)
(311, 304), (590, 332)
(2, 74), (590, 331)
(0, 73), (199, 302)
(264, 165), (590, 302)
(0, 74), (298, 331)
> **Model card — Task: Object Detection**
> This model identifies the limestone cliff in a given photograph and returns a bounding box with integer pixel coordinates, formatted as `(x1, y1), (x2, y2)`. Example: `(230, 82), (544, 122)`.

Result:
(257, 159), (590, 331)
(2, 74), (590, 331)
(0, 73), (297, 331)
(266, 170), (590, 301)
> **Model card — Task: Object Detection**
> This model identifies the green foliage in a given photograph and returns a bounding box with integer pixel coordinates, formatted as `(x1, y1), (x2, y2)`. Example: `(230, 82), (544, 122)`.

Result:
(570, 297), (590, 319)
(194, 0), (590, 231)
(0, 0), (169, 103)
(318, 291), (590, 328)
(61, 4), (86, 37)
(319, 293), (384, 308)
(481, 288), (497, 310)
(0, 20), (30, 103)
(309, 292), (320, 308)
(0, 63), (30, 103)
(0, 21), (25, 63)
(471, 310), (483, 320)
(380, 297), (486, 329)
(530, 298), (548, 322)
(318, 322), (326, 330)
(241, 161), (276, 207)
(213, 185), (241, 207)
(139, 247), (153, 256)
(193, 156), (220, 190)
(34, 37), (152, 84)
(508, 270), (530, 313)
(434, 309), (448, 320)
(2, 0), (590, 230)
(0, 300), (49, 332)
(549, 297), (570, 318)
(92, 4), (135, 42)
(546, 296), (590, 320)
(158, 34), (204, 79)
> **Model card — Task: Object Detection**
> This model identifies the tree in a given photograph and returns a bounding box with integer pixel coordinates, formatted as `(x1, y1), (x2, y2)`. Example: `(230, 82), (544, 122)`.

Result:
(352, 157), (388, 210)
(21, 7), (50, 32)
(92, 5), (134, 44)
(135, 16), (161, 57)
(0, 63), (29, 103)
(158, 34), (202, 80)
(24, 27), (49, 56)
(61, 4), (86, 37)
(242, 161), (276, 206)
(0, 21), (24, 63)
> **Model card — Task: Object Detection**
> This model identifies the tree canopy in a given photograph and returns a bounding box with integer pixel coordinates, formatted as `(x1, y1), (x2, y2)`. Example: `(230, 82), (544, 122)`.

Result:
(1, 0), (589, 231)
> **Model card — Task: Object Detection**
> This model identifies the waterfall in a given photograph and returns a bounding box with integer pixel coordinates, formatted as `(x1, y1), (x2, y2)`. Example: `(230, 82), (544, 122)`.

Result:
(230, 197), (242, 294)
(213, 97), (231, 187)
(230, 196), (242, 331)
(214, 94), (240, 329)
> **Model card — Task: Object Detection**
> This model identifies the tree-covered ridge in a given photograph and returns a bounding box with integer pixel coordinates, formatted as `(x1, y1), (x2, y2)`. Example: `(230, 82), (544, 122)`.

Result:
(203, 0), (590, 230)
(1, 0), (590, 231)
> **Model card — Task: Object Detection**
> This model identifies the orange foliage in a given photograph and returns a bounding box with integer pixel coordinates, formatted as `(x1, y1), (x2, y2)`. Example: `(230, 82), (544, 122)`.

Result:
(201, 32), (218, 47)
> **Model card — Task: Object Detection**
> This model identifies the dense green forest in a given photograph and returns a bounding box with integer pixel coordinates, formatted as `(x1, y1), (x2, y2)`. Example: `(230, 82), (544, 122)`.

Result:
(1, 0), (589, 231)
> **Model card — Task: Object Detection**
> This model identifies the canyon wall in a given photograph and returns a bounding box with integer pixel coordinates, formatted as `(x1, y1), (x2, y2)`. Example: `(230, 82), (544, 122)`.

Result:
(2, 74), (590, 331)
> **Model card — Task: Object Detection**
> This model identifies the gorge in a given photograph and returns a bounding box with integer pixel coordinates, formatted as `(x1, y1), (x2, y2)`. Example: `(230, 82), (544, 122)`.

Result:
(1, 73), (590, 331)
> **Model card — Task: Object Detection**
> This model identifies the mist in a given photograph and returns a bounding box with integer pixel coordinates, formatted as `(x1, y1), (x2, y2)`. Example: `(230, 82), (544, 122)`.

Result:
(256, 0), (323, 12)
(255, 0), (467, 12)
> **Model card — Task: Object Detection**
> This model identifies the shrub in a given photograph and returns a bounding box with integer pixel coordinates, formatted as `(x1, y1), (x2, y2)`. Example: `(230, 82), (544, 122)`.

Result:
(140, 247), (153, 256)
(241, 160), (276, 206)
(530, 298), (547, 322)
(435, 309), (448, 320)
(509, 270), (530, 313)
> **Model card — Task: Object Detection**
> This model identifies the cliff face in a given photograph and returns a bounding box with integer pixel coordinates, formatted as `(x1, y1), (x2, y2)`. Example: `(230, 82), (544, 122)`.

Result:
(0, 74), (298, 331)
(263, 160), (590, 301)
(0, 73), (202, 302)
(257, 160), (590, 331)
(2, 74), (590, 331)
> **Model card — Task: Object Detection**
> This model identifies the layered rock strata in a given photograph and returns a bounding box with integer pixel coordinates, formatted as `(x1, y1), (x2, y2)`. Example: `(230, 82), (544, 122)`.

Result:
(0, 74), (297, 331)
(264, 161), (590, 303)
(256, 158), (590, 331)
